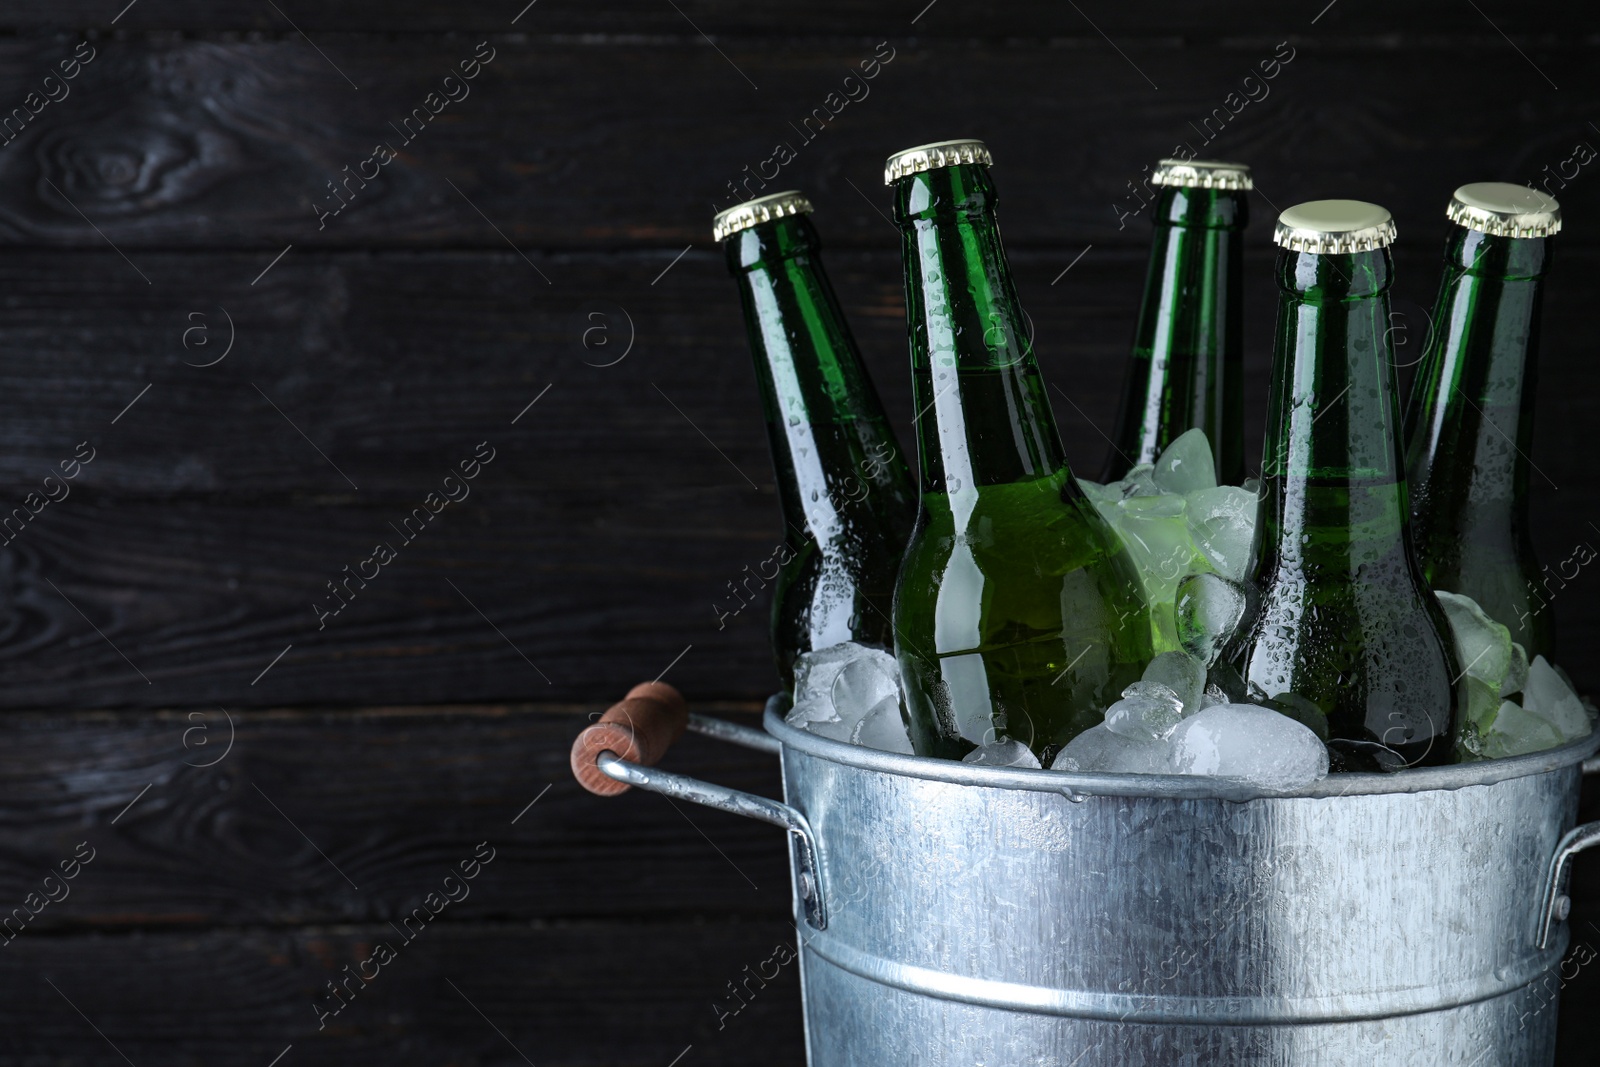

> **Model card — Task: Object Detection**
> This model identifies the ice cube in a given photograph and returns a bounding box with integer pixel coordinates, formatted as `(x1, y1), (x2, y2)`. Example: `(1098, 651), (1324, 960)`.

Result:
(787, 642), (902, 744)
(1522, 655), (1592, 742)
(1185, 485), (1258, 582)
(1103, 681), (1185, 740)
(1457, 675), (1503, 758)
(1483, 699), (1566, 759)
(793, 641), (873, 703)
(1097, 493), (1199, 652)
(1505, 642), (1529, 699)
(1200, 684), (1229, 709)
(1168, 704), (1329, 789)
(1141, 651), (1206, 717)
(1151, 428), (1217, 495)
(1435, 591), (1518, 696)
(1176, 572), (1251, 666)
(1076, 478), (1119, 505)
(1117, 463), (1162, 499)
(1056, 724), (1172, 774)
(1116, 489), (1187, 520)
(853, 697), (915, 754)
(962, 738), (1042, 769)
(803, 709), (861, 743)
(1553, 661), (1586, 703)
(829, 647), (901, 717)
(1261, 692), (1329, 741)
(785, 694), (837, 728)
(809, 697), (900, 743)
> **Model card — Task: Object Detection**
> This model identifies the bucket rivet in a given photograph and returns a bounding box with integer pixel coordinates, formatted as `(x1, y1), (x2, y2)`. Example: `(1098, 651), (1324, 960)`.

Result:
(800, 871), (815, 900)
(1555, 895), (1572, 922)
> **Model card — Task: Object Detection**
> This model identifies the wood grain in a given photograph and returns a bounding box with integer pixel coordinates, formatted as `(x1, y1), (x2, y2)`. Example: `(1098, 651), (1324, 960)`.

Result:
(0, 38), (1586, 250)
(0, 245), (1594, 706)
(0, 919), (807, 1065)
(4, 0), (1596, 37)
(2, 911), (1596, 1063)
(0, 708), (1590, 1063)
(0, 705), (793, 928)
(0, 7), (1594, 1062)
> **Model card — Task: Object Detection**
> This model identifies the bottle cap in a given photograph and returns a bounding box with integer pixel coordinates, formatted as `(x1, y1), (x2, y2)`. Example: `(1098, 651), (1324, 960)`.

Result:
(712, 190), (813, 242)
(1274, 199), (1396, 253)
(1151, 158), (1253, 191)
(1447, 182), (1561, 238)
(883, 139), (992, 185)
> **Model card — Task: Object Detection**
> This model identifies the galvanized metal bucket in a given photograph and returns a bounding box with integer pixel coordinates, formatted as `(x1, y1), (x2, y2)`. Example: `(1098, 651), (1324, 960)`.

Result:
(596, 696), (1600, 1066)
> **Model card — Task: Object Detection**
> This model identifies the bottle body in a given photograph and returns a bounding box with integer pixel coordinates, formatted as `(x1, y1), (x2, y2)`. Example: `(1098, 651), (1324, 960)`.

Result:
(725, 210), (917, 691)
(1231, 238), (1461, 767)
(890, 159), (1152, 765)
(1106, 184), (1247, 484)
(1403, 226), (1552, 658)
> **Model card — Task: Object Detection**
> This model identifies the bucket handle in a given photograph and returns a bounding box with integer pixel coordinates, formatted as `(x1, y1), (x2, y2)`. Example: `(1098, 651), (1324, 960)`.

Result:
(570, 683), (825, 929)
(1536, 755), (1600, 950)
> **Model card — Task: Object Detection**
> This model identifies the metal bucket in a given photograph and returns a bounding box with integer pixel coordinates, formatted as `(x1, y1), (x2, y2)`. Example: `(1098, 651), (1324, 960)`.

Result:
(598, 697), (1600, 1066)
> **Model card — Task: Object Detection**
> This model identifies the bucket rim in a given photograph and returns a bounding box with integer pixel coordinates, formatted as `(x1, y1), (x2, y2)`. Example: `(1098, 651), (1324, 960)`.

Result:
(762, 696), (1600, 801)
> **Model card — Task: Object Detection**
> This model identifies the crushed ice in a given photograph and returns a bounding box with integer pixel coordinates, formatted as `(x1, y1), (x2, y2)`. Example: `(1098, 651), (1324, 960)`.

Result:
(784, 642), (913, 753)
(1051, 651), (1329, 789)
(780, 432), (1593, 779)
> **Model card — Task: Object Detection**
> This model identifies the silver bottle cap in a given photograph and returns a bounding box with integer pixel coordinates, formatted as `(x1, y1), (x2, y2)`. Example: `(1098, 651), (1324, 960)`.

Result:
(712, 190), (813, 242)
(883, 139), (992, 185)
(1447, 182), (1561, 238)
(1274, 199), (1396, 253)
(1151, 158), (1253, 191)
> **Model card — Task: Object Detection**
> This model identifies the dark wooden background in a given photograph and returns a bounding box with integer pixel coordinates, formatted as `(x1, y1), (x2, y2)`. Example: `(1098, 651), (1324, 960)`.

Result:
(0, 1), (1596, 1063)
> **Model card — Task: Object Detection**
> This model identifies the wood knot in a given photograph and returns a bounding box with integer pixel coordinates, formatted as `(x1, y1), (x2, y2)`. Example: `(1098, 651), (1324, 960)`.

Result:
(36, 108), (246, 217)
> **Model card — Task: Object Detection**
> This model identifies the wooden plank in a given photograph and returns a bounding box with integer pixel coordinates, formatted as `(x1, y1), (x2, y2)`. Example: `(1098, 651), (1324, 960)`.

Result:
(0, 707), (1591, 1059)
(3, 243), (1597, 495)
(0, 781), (1591, 1061)
(0, 705), (793, 928)
(1, 916), (1596, 1063)
(0, 245), (1128, 707)
(0, 244), (1596, 706)
(6, 0), (1596, 37)
(0, 38), (1586, 250)
(0, 919), (808, 1065)
(1, 703), (1593, 933)
(0, 246), (1129, 498)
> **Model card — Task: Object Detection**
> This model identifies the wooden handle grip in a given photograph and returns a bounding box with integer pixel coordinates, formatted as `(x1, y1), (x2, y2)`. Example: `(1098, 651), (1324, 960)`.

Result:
(570, 682), (689, 796)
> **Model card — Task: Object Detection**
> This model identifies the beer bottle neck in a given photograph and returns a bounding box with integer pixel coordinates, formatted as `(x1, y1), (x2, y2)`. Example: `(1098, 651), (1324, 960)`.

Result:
(1152, 185), (1248, 230)
(727, 215), (913, 546)
(1403, 227), (1549, 508)
(892, 164), (1065, 496)
(1114, 186), (1247, 480)
(1264, 246), (1402, 484)
(1259, 246), (1411, 560)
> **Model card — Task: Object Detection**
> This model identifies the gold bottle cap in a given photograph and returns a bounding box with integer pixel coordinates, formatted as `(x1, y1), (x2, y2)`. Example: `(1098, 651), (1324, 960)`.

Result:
(1447, 182), (1561, 238)
(712, 190), (814, 242)
(883, 139), (993, 185)
(1274, 199), (1396, 253)
(1151, 158), (1253, 191)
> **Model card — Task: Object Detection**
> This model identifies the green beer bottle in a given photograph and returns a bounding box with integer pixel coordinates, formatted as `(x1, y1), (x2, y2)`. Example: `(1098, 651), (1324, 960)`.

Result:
(715, 191), (918, 693)
(1403, 183), (1561, 659)
(1105, 159), (1250, 485)
(1231, 201), (1461, 768)
(886, 140), (1153, 765)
